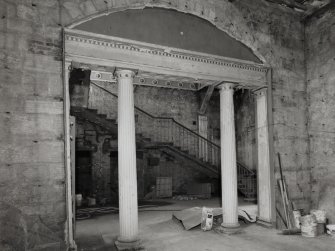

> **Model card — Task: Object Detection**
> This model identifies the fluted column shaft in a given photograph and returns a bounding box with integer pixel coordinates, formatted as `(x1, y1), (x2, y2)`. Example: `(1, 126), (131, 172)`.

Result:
(116, 69), (138, 243)
(219, 83), (239, 228)
(255, 88), (272, 223)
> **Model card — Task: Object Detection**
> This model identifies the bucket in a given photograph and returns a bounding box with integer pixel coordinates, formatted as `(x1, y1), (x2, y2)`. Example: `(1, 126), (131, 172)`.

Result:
(317, 223), (325, 235)
(310, 209), (326, 223)
(300, 214), (317, 237)
(201, 207), (213, 231)
(88, 197), (96, 206)
(293, 210), (302, 229)
(76, 194), (82, 207)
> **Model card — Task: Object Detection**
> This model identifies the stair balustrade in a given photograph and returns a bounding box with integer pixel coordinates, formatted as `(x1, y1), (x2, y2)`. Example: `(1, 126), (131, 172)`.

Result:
(89, 81), (256, 200)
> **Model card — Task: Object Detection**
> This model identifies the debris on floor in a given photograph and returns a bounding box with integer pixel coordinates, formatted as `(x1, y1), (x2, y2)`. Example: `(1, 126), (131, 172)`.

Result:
(326, 224), (335, 238)
(280, 208), (330, 238)
(173, 195), (199, 200)
(173, 207), (257, 231)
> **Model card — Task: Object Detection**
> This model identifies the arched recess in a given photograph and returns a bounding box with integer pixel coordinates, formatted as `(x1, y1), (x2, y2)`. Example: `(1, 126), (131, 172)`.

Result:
(63, 5), (275, 249)
(74, 8), (261, 63)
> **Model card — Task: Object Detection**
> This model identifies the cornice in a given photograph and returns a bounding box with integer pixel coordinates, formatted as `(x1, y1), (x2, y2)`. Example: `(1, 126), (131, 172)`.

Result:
(65, 30), (268, 74)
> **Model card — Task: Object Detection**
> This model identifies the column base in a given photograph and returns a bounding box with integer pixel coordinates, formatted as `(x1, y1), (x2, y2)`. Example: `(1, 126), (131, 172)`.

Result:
(115, 239), (143, 251)
(216, 223), (241, 234)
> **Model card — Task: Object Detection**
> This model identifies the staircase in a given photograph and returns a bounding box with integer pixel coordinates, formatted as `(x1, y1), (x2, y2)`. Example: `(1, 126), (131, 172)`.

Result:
(72, 82), (257, 200)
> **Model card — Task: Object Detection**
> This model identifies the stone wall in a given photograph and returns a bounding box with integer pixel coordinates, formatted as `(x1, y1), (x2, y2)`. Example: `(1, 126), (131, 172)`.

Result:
(0, 0), (313, 249)
(0, 0), (66, 250)
(306, 9), (335, 224)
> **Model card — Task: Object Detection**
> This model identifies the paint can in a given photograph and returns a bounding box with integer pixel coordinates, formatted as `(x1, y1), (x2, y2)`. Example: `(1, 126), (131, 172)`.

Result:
(310, 209), (326, 223)
(88, 197), (96, 206)
(300, 214), (317, 237)
(317, 223), (325, 235)
(293, 210), (302, 229)
(76, 194), (82, 207)
(310, 209), (327, 235)
(201, 207), (213, 231)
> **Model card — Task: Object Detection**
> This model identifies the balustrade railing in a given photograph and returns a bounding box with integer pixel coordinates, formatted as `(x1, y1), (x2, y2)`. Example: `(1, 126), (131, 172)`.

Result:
(90, 81), (256, 197)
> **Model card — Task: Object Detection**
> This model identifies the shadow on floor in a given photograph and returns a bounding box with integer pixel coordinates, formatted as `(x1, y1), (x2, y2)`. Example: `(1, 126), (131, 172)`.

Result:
(76, 234), (118, 251)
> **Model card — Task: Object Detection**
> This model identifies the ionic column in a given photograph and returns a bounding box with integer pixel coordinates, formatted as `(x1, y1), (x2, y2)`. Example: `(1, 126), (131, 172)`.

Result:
(219, 83), (240, 229)
(115, 69), (140, 250)
(255, 88), (272, 223)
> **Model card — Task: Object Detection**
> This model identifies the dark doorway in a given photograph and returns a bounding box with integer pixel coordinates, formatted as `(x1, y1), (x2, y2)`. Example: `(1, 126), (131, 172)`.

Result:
(75, 151), (93, 198)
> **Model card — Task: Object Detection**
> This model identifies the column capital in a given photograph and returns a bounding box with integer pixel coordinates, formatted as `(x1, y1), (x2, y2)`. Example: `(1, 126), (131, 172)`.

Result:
(253, 87), (268, 97)
(217, 82), (237, 91)
(115, 69), (136, 79)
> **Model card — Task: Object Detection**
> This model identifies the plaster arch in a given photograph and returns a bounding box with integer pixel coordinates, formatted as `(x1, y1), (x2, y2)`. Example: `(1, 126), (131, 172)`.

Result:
(62, 0), (267, 64)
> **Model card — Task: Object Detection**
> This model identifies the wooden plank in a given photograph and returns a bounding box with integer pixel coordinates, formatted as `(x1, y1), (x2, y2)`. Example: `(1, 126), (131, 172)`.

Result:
(70, 116), (76, 238)
(63, 57), (76, 248)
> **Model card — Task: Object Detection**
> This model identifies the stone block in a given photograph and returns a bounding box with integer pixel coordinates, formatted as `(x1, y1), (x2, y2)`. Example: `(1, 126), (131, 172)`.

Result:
(0, 113), (63, 142)
(25, 100), (63, 115)
(0, 140), (64, 164)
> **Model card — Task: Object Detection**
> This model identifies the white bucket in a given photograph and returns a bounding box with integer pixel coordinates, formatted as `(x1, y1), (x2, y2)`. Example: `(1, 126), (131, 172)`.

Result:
(201, 207), (213, 231)
(300, 214), (317, 237)
(310, 209), (326, 223)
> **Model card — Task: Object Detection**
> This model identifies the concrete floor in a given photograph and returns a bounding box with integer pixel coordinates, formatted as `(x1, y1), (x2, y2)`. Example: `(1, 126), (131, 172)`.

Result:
(75, 198), (335, 251)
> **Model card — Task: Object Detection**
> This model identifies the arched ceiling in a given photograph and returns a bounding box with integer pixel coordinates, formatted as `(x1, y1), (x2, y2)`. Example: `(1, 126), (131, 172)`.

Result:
(74, 8), (261, 63)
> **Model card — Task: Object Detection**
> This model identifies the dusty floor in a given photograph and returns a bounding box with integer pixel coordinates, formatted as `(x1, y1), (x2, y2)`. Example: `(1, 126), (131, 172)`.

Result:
(75, 198), (335, 251)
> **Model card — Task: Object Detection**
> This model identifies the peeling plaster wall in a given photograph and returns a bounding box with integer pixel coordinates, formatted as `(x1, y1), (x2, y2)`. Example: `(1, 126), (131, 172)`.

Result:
(306, 9), (335, 224)
(0, 0), (310, 249)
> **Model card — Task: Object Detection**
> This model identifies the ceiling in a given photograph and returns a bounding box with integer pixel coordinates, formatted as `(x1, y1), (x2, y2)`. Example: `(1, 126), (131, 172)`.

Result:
(265, 0), (333, 16)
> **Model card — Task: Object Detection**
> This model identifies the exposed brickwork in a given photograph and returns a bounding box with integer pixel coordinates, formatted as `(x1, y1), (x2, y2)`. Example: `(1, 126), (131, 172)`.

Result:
(0, 0), (321, 249)
(306, 9), (335, 224)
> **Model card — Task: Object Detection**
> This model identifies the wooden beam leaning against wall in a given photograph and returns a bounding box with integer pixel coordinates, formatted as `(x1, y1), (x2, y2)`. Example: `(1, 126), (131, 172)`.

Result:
(199, 85), (215, 115)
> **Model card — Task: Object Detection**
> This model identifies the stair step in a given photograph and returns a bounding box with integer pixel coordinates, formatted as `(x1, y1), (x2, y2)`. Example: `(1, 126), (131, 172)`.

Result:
(97, 114), (107, 118)
(107, 119), (116, 123)
(155, 142), (173, 146)
(72, 104), (256, 192)
(87, 108), (98, 113)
